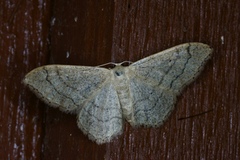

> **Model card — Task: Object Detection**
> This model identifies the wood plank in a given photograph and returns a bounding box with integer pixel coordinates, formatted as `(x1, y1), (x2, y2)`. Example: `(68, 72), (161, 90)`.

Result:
(42, 0), (114, 159)
(0, 0), (51, 159)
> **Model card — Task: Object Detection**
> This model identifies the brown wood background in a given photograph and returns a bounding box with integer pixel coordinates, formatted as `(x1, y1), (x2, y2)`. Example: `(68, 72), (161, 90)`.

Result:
(0, 0), (239, 159)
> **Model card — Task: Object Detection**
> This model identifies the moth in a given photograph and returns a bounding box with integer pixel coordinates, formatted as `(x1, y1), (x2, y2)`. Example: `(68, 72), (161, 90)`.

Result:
(23, 43), (213, 144)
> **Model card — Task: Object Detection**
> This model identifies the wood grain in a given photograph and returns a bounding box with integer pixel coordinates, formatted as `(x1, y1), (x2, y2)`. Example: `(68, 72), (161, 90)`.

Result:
(1, 0), (239, 159)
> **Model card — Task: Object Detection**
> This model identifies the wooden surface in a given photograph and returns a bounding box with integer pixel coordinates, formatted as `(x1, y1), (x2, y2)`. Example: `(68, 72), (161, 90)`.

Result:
(1, 0), (239, 159)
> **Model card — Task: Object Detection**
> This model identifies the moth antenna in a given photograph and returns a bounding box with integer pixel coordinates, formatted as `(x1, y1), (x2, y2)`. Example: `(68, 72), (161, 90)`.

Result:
(96, 62), (117, 67)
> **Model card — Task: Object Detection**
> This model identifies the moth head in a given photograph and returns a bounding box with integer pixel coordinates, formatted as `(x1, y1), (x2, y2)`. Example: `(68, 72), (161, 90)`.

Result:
(112, 64), (125, 77)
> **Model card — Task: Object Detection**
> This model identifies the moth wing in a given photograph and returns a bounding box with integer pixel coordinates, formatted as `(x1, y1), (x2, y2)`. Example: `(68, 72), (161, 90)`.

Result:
(23, 65), (110, 113)
(130, 43), (213, 94)
(77, 81), (123, 144)
(24, 65), (123, 144)
(126, 43), (212, 126)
